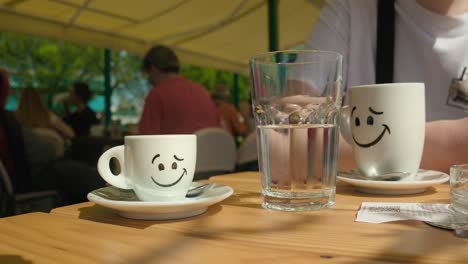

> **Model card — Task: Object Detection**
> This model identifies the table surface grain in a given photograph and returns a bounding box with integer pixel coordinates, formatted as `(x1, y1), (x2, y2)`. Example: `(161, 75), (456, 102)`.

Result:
(0, 172), (466, 264)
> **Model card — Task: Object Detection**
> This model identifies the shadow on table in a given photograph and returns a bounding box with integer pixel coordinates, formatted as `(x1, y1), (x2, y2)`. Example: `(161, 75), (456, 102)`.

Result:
(334, 185), (465, 263)
(341, 226), (466, 264)
(76, 192), (335, 263)
(77, 204), (223, 229)
(222, 190), (263, 209)
(121, 208), (329, 264)
(0, 255), (33, 264)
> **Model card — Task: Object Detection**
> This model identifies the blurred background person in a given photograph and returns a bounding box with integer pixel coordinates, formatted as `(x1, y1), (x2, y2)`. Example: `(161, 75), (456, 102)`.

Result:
(212, 84), (246, 137)
(1, 69), (105, 204)
(62, 81), (99, 137)
(238, 98), (255, 135)
(15, 87), (75, 165)
(16, 87), (75, 140)
(0, 67), (9, 109)
(0, 69), (58, 195)
(139, 45), (219, 135)
(0, 67), (32, 193)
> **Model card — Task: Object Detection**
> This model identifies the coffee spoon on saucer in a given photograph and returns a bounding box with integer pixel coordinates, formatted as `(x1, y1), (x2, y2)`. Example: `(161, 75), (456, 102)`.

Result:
(186, 183), (210, 197)
(338, 170), (412, 181)
(455, 227), (468, 238)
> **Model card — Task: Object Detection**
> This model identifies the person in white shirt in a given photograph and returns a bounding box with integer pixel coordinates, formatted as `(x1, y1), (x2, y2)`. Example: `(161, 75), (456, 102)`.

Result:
(307, 0), (468, 172)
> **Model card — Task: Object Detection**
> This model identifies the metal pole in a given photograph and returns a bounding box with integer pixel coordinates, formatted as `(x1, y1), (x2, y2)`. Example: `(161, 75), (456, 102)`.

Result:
(267, 0), (279, 51)
(104, 48), (111, 128)
(268, 0), (284, 87)
(232, 73), (239, 109)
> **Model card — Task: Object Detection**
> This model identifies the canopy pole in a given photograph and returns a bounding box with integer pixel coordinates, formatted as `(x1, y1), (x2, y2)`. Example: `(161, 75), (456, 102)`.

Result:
(104, 48), (112, 128)
(232, 73), (239, 109)
(268, 0), (279, 51)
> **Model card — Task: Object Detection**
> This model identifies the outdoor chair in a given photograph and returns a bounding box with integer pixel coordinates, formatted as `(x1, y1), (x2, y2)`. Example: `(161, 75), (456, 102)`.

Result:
(33, 128), (65, 159)
(0, 159), (60, 216)
(236, 132), (259, 172)
(0, 111), (61, 216)
(194, 128), (236, 180)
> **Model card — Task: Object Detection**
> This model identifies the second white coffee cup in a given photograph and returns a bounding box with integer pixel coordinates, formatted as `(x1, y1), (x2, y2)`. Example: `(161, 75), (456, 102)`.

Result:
(97, 135), (196, 201)
(340, 83), (426, 177)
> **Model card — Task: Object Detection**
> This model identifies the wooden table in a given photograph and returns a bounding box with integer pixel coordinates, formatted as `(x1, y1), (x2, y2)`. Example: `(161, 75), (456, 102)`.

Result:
(0, 172), (466, 263)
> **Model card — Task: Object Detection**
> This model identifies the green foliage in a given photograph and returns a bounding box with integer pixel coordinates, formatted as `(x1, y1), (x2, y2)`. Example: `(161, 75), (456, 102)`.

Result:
(180, 65), (251, 102)
(0, 33), (146, 103)
(110, 50), (145, 91)
(237, 75), (251, 101)
(180, 65), (217, 92)
(0, 32), (251, 117)
(0, 32), (103, 95)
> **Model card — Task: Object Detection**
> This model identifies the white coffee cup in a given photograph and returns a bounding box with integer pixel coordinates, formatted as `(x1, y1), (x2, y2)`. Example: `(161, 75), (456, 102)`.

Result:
(97, 135), (196, 201)
(340, 83), (426, 177)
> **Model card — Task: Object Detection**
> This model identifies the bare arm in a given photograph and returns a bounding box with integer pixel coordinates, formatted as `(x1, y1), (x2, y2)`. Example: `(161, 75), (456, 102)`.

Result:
(49, 112), (75, 139)
(420, 117), (468, 173)
(338, 135), (355, 171)
(337, 117), (468, 173)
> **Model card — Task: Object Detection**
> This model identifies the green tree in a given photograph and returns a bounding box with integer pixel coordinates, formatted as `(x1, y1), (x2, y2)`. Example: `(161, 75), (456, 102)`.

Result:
(0, 32), (251, 119)
(180, 64), (251, 103)
(0, 32), (104, 104)
(0, 32), (151, 111)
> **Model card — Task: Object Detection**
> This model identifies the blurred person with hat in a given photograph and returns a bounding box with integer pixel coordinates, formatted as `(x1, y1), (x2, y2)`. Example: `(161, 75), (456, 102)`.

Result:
(212, 84), (246, 137)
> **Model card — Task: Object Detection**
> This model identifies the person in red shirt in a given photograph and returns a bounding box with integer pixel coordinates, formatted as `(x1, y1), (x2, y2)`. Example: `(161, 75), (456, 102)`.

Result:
(139, 45), (220, 135)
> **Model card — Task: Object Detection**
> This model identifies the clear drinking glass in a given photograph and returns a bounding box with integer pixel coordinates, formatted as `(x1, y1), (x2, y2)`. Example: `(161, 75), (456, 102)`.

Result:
(450, 164), (468, 215)
(249, 50), (343, 211)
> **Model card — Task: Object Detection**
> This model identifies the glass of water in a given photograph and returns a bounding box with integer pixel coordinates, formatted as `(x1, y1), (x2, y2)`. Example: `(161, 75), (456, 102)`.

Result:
(249, 50), (343, 211)
(450, 164), (468, 215)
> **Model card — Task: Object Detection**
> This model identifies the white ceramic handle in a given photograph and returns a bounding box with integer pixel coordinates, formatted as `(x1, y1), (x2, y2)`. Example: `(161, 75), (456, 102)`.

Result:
(340, 105), (353, 145)
(97, 145), (131, 189)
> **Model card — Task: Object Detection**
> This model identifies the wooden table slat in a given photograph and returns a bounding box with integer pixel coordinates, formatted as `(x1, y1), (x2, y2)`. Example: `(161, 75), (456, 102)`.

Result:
(0, 172), (465, 264)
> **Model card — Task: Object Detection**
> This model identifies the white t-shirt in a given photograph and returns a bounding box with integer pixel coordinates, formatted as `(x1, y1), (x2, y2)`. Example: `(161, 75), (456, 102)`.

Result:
(305, 0), (468, 121)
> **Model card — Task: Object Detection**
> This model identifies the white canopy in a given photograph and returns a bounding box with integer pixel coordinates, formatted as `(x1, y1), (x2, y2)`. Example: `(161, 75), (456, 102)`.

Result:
(0, 0), (323, 73)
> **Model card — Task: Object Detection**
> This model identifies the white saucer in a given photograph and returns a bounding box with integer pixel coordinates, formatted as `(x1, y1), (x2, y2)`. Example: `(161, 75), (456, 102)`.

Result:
(337, 170), (449, 195)
(87, 183), (234, 220)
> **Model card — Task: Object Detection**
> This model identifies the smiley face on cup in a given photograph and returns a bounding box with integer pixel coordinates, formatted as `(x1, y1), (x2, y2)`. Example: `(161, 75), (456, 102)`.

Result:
(341, 83), (426, 177)
(150, 154), (188, 188)
(98, 135), (196, 201)
(351, 106), (391, 148)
